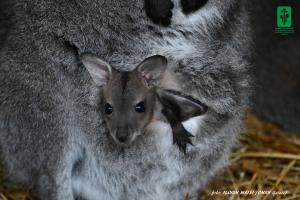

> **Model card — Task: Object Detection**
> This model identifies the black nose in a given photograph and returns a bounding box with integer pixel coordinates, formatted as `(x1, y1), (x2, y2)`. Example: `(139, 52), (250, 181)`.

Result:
(116, 133), (128, 143)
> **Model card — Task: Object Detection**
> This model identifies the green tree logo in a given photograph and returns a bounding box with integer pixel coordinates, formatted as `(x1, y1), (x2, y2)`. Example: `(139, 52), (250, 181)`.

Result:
(277, 6), (292, 27)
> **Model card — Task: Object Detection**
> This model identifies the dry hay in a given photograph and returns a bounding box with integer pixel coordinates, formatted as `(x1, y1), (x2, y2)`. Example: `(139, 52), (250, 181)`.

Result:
(201, 112), (300, 200)
(1, 112), (300, 200)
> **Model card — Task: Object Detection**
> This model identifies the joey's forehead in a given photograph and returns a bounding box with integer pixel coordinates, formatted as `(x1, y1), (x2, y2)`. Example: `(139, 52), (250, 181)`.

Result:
(104, 74), (148, 105)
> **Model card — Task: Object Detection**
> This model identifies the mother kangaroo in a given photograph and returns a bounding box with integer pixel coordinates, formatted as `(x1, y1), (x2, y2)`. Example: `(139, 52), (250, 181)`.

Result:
(0, 0), (251, 199)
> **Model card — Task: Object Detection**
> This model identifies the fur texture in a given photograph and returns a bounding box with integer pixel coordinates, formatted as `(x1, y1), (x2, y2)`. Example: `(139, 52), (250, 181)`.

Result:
(0, 0), (252, 199)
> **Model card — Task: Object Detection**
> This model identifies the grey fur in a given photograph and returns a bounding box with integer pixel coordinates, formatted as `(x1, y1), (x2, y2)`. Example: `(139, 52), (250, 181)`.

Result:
(0, 0), (251, 199)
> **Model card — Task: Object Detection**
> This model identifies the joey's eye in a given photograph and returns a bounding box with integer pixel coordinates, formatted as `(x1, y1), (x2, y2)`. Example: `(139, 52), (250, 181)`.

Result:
(135, 101), (146, 113)
(105, 103), (113, 115)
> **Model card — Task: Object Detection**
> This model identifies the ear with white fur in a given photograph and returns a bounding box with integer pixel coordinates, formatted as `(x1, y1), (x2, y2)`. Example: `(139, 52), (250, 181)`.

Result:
(136, 55), (168, 87)
(80, 53), (112, 87)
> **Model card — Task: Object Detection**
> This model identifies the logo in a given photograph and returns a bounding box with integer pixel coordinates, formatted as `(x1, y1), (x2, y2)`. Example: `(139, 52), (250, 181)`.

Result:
(275, 6), (295, 35)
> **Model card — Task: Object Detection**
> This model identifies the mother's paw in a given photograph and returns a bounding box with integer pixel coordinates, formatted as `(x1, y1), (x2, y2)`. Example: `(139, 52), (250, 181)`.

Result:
(181, 0), (208, 14)
(144, 0), (174, 26)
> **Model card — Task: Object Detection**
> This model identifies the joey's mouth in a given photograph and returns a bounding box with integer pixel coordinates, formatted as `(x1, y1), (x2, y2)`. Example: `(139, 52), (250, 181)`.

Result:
(114, 139), (132, 147)
(111, 131), (141, 147)
(110, 135), (133, 147)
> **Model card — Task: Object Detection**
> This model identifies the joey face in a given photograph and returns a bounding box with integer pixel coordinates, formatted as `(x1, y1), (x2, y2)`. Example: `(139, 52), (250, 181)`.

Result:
(102, 72), (156, 145)
(81, 53), (167, 146)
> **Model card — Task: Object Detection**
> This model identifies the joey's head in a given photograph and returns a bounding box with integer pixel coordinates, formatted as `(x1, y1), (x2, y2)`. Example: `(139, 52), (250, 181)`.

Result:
(81, 53), (167, 146)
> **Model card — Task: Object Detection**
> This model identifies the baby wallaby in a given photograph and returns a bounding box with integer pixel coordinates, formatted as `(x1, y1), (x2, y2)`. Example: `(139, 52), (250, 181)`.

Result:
(80, 53), (207, 151)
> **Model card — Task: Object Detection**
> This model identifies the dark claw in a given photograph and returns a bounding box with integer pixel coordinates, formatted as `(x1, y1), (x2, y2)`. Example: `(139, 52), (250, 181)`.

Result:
(173, 125), (194, 154)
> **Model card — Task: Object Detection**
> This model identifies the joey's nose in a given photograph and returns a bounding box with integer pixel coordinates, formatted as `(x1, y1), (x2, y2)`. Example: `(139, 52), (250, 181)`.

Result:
(116, 132), (128, 143)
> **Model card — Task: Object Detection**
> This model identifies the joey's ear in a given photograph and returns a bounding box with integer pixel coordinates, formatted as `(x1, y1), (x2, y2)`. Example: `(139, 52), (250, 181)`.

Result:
(80, 53), (112, 87)
(157, 89), (208, 122)
(137, 55), (168, 86)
